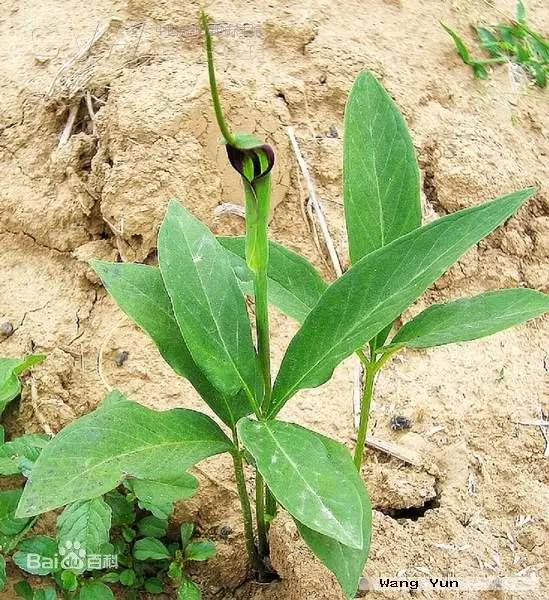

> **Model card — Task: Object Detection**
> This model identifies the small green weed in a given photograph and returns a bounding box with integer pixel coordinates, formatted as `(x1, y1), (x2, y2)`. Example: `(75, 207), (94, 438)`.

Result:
(0, 358), (213, 599)
(443, 1), (548, 87)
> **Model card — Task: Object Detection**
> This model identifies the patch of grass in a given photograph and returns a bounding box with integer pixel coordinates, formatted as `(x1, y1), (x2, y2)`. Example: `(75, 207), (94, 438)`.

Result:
(442, 1), (548, 87)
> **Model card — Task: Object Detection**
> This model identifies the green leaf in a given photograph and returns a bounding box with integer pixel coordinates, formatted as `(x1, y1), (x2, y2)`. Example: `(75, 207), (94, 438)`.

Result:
(34, 588), (57, 600)
(0, 490), (32, 546)
(122, 526), (135, 542)
(13, 535), (58, 575)
(0, 355), (45, 417)
(238, 419), (367, 549)
(219, 236), (327, 323)
(442, 23), (473, 64)
(178, 577), (201, 600)
(14, 581), (35, 600)
(0, 555), (6, 591)
(296, 462), (372, 599)
(180, 522), (194, 551)
(516, 0), (526, 23)
(527, 62), (547, 87)
(60, 570), (78, 591)
(128, 473), (198, 519)
(137, 516), (168, 538)
(228, 132), (263, 149)
(0, 434), (50, 476)
(343, 70), (421, 349)
(343, 71), (421, 263)
(168, 560), (182, 580)
(270, 188), (536, 414)
(91, 261), (249, 428)
(144, 578), (164, 594)
(17, 391), (232, 517)
(57, 498), (112, 572)
(390, 289), (549, 349)
(158, 200), (261, 405)
(119, 568), (137, 586)
(133, 537), (171, 561)
(476, 26), (504, 57)
(184, 540), (216, 561)
(79, 581), (115, 600)
(472, 62), (490, 79)
(104, 491), (135, 527)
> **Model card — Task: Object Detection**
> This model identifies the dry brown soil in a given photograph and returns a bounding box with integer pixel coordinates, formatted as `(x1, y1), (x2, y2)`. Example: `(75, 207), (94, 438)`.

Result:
(0, 0), (548, 598)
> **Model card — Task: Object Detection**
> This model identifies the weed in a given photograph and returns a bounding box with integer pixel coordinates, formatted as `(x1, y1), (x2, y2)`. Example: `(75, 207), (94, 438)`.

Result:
(0, 359), (211, 598)
(443, 1), (549, 87)
(12, 11), (549, 600)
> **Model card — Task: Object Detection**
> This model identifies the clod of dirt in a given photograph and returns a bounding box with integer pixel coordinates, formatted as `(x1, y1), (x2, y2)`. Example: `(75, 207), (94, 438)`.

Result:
(390, 414), (412, 430)
(367, 463), (439, 517)
(114, 349), (129, 367)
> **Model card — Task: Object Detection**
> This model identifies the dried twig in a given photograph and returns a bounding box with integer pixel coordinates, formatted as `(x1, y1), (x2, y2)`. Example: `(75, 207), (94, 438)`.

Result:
(361, 434), (423, 467)
(85, 91), (97, 136)
(213, 203), (245, 220)
(58, 103), (80, 147)
(30, 377), (53, 436)
(287, 126), (343, 277)
(48, 20), (114, 96)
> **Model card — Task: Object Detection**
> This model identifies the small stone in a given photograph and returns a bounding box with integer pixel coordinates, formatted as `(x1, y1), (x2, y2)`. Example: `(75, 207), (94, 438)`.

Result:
(327, 126), (339, 138)
(0, 322), (14, 337)
(390, 415), (412, 431)
(114, 350), (129, 367)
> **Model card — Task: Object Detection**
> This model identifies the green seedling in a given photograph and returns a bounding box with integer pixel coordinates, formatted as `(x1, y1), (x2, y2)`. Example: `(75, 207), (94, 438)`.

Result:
(443, 1), (549, 87)
(0, 355), (45, 418)
(11, 485), (210, 599)
(0, 354), (49, 593)
(13, 11), (549, 600)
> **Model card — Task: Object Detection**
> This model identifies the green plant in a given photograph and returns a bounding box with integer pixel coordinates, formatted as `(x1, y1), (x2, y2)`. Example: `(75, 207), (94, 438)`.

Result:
(0, 358), (210, 598)
(101, 488), (215, 599)
(443, 1), (549, 87)
(10, 484), (212, 599)
(0, 354), (48, 593)
(13, 12), (549, 600)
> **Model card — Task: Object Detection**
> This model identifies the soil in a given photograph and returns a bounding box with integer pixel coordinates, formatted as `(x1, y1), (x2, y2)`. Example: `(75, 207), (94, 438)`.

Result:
(0, 0), (548, 599)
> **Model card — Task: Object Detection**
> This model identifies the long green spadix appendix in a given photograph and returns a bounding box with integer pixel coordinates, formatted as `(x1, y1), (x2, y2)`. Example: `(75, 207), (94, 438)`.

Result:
(16, 12), (549, 600)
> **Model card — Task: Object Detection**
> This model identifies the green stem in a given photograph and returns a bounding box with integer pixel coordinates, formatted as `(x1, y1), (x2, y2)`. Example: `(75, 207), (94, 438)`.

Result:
(265, 487), (277, 524)
(231, 448), (261, 573)
(4, 515), (39, 553)
(353, 362), (376, 470)
(200, 10), (236, 146)
(255, 471), (269, 560)
(255, 268), (272, 412)
(353, 347), (401, 469)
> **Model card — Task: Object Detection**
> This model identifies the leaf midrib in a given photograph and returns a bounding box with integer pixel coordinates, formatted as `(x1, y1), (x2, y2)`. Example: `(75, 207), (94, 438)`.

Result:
(164, 215), (256, 405)
(272, 204), (513, 409)
(260, 423), (362, 548)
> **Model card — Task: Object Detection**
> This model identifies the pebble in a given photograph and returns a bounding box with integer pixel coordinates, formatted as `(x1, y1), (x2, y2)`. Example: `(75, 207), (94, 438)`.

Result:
(0, 322), (14, 337)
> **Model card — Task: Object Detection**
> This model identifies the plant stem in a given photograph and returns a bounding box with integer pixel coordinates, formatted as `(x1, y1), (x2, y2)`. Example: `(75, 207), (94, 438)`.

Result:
(255, 269), (272, 412)
(255, 471), (269, 560)
(353, 346), (401, 469)
(4, 515), (39, 553)
(353, 362), (376, 470)
(200, 10), (236, 146)
(265, 486), (277, 522)
(231, 448), (261, 573)
(246, 163), (272, 566)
